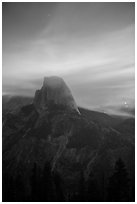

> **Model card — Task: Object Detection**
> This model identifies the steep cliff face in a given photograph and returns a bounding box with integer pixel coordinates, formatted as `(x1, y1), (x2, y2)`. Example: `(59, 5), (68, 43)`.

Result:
(34, 76), (80, 114)
(2, 76), (134, 202)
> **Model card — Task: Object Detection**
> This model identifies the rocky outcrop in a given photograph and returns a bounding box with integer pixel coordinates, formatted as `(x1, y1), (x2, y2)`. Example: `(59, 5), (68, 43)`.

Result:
(2, 76), (135, 202)
(33, 76), (80, 114)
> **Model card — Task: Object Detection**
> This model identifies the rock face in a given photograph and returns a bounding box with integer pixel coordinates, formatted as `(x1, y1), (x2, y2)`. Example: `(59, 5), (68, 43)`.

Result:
(34, 76), (80, 114)
(2, 76), (135, 202)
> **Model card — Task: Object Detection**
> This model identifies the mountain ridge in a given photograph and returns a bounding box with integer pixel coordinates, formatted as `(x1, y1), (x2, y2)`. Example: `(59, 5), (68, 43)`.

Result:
(2, 76), (135, 201)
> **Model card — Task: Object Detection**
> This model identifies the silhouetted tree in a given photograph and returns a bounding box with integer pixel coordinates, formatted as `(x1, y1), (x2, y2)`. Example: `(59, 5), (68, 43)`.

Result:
(69, 170), (85, 202)
(14, 174), (25, 201)
(77, 170), (85, 201)
(41, 162), (56, 201)
(86, 170), (101, 201)
(30, 163), (39, 201)
(2, 174), (16, 201)
(107, 158), (130, 201)
(131, 181), (135, 202)
(53, 171), (65, 201)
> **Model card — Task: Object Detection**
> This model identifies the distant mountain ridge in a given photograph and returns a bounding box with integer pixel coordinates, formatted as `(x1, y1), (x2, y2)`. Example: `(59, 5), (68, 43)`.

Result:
(2, 95), (33, 120)
(2, 76), (135, 201)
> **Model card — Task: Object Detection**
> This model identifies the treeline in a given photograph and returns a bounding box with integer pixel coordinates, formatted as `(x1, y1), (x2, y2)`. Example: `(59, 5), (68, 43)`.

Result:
(2, 158), (134, 202)
(3, 162), (65, 202)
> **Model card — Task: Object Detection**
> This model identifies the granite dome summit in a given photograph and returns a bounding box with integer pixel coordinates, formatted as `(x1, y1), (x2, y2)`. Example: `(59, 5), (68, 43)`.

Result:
(3, 76), (135, 202)
(34, 76), (80, 114)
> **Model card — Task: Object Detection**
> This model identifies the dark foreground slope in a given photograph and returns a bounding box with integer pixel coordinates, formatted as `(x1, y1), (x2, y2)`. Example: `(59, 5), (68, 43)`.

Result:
(2, 77), (135, 202)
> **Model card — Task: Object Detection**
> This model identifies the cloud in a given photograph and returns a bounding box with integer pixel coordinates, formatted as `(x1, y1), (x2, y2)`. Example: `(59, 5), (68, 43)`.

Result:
(3, 3), (135, 114)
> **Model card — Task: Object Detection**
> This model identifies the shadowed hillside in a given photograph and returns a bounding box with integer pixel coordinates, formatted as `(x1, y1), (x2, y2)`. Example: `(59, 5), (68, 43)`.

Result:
(2, 77), (135, 202)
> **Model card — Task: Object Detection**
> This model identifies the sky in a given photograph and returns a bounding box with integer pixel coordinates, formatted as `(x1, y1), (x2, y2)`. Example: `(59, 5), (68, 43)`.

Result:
(2, 2), (135, 115)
